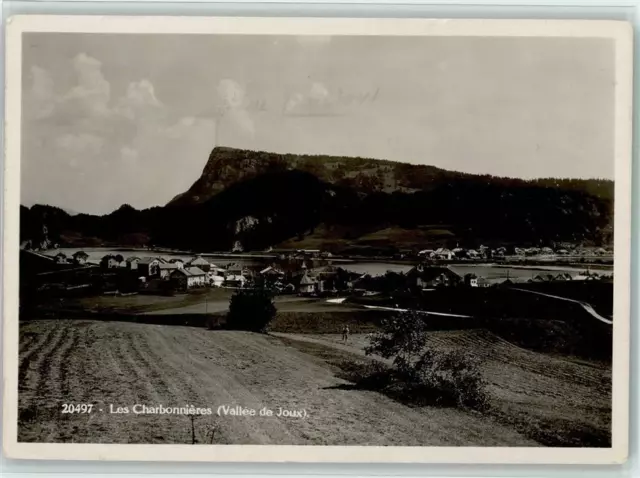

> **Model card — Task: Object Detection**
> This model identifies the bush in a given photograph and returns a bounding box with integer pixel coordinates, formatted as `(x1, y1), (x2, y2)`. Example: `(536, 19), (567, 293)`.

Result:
(364, 311), (488, 410)
(226, 288), (276, 333)
(407, 349), (488, 409)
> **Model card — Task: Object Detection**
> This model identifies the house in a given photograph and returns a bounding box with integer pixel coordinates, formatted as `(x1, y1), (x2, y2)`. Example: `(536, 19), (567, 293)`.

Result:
(296, 249), (321, 258)
(464, 273), (478, 287)
(476, 277), (491, 288)
(434, 248), (453, 260)
(224, 274), (246, 288)
(209, 275), (224, 287)
(170, 267), (207, 290)
(126, 256), (140, 270)
(260, 265), (285, 278)
(101, 254), (120, 269)
(187, 256), (211, 272)
(299, 273), (317, 296)
(226, 262), (249, 278)
(493, 247), (506, 258)
(72, 251), (89, 265)
(159, 262), (179, 279)
(408, 264), (462, 289)
(54, 252), (68, 264)
(259, 265), (285, 287)
(138, 257), (161, 277)
(186, 267), (207, 286)
(169, 258), (185, 269)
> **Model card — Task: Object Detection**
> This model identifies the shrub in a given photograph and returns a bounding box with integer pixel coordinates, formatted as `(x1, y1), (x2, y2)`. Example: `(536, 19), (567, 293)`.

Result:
(365, 311), (488, 410)
(226, 288), (276, 333)
(409, 349), (489, 409)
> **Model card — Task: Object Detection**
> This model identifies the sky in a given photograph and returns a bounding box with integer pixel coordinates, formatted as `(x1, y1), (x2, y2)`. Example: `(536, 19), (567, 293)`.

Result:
(21, 33), (615, 215)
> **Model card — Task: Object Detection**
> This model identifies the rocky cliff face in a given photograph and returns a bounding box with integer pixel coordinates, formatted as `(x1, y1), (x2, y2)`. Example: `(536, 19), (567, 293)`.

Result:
(167, 146), (458, 206)
(168, 146), (614, 211)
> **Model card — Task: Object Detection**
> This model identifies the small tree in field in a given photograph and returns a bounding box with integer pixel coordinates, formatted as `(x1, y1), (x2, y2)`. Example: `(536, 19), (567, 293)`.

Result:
(365, 310), (488, 410)
(226, 288), (276, 333)
(366, 310), (429, 376)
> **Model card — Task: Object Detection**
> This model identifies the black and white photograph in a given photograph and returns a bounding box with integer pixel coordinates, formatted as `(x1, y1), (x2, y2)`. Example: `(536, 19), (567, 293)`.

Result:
(2, 16), (632, 463)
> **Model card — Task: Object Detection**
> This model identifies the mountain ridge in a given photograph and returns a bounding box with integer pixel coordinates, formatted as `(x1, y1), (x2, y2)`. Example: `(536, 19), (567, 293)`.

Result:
(169, 146), (614, 207)
(21, 147), (614, 253)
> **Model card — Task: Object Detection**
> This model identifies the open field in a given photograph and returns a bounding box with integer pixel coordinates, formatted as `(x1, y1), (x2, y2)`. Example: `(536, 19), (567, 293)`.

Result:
(32, 290), (365, 319)
(18, 319), (538, 446)
(276, 331), (611, 447)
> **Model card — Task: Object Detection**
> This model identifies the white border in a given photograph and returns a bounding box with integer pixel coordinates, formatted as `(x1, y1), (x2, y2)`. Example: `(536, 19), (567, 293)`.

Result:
(2, 15), (633, 464)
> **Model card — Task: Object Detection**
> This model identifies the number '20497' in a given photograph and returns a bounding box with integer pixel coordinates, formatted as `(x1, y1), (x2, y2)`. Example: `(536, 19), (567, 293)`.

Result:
(61, 404), (94, 414)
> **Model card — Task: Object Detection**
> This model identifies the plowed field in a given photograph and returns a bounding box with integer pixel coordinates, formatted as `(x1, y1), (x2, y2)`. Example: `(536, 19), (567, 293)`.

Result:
(18, 319), (536, 445)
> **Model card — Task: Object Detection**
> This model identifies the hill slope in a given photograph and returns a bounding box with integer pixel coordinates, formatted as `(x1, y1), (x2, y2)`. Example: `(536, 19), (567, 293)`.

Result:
(170, 147), (613, 207)
(21, 147), (614, 253)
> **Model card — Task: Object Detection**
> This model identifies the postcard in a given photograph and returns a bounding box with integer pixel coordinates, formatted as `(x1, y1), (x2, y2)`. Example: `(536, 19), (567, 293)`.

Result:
(2, 15), (633, 464)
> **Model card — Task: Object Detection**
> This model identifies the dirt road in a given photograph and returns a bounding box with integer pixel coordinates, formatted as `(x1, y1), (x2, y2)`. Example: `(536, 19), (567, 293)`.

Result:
(510, 288), (613, 324)
(18, 319), (535, 445)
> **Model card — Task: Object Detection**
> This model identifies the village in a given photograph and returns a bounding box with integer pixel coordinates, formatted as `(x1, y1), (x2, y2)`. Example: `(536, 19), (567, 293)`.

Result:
(29, 244), (612, 301)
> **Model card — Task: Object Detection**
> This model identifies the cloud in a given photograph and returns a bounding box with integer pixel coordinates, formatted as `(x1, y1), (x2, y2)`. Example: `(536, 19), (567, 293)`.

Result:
(25, 66), (55, 120)
(22, 53), (219, 213)
(284, 82), (340, 117)
(53, 132), (105, 169)
(56, 132), (104, 154)
(217, 79), (245, 109)
(216, 79), (255, 138)
(63, 53), (111, 117)
(120, 146), (139, 163)
(117, 79), (164, 121)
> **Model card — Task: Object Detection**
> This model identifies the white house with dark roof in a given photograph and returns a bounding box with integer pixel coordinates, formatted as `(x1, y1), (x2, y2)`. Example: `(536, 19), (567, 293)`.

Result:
(187, 256), (211, 272)
(171, 266), (207, 289)
(126, 256), (140, 270)
(299, 272), (317, 295)
(159, 262), (179, 279)
(138, 257), (160, 277)
(186, 266), (207, 286)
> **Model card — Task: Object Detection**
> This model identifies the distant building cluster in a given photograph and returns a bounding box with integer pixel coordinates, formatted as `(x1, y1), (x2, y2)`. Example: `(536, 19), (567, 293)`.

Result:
(38, 247), (612, 299)
(417, 245), (613, 261)
(48, 252), (363, 296)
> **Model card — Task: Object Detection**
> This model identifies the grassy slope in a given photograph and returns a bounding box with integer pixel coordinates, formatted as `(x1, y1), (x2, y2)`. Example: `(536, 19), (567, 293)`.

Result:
(278, 330), (612, 447)
(18, 319), (534, 446)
